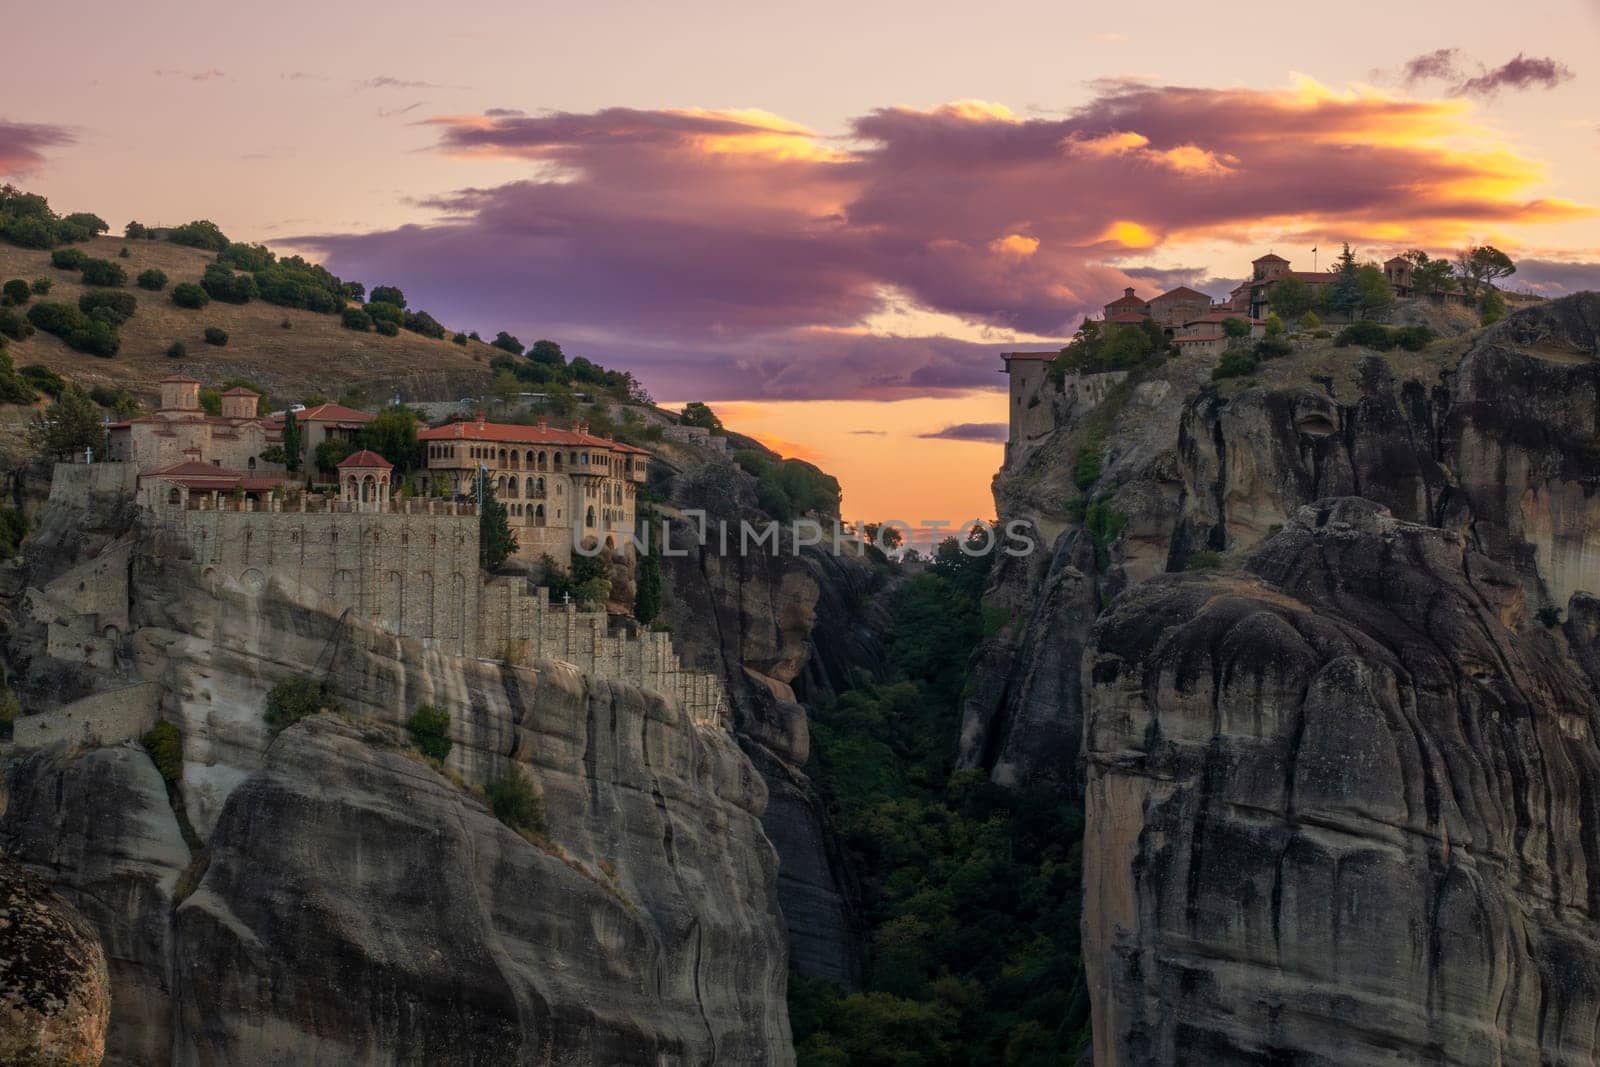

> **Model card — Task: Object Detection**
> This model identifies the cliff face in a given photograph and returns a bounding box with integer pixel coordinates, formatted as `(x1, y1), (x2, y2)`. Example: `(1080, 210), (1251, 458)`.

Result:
(1084, 499), (1600, 1065)
(0, 854), (111, 1066)
(970, 294), (1600, 795)
(0, 482), (793, 1064)
(972, 293), (1600, 1062)
(654, 457), (886, 984)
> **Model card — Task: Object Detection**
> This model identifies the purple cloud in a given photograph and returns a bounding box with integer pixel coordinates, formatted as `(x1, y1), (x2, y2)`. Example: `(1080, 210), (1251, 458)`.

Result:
(1401, 48), (1464, 84)
(293, 86), (1585, 402)
(0, 119), (74, 175)
(1505, 259), (1600, 297)
(917, 423), (1008, 442)
(1454, 53), (1574, 97)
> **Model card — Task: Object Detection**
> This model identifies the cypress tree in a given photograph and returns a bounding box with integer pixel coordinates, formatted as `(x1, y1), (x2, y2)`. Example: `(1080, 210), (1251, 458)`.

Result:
(282, 409), (301, 473)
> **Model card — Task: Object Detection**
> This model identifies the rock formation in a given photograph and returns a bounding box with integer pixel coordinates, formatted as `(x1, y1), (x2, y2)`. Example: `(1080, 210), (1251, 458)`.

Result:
(1, 464), (795, 1063)
(1084, 498), (1600, 1064)
(0, 854), (111, 1066)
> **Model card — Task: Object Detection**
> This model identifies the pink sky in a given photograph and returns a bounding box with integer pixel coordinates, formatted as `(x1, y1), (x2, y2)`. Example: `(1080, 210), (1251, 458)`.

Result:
(6, 0), (1599, 522)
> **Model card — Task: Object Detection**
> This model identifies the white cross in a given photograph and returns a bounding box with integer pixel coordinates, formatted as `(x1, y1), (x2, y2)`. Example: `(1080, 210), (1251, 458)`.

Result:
(84, 446), (94, 464)
(562, 592), (571, 605)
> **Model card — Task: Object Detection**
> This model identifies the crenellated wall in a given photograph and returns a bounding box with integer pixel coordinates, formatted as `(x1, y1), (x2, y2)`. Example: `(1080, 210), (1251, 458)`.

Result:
(146, 496), (725, 722)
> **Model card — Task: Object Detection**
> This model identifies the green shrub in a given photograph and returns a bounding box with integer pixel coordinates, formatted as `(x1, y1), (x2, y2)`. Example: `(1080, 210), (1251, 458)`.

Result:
(484, 765), (545, 834)
(29, 278), (50, 295)
(406, 704), (452, 761)
(1184, 549), (1227, 572)
(26, 302), (119, 357)
(452, 332), (468, 345)
(141, 720), (183, 783)
(375, 319), (399, 337)
(200, 263), (255, 304)
(254, 255), (346, 312)
(403, 309), (446, 338)
(0, 351), (35, 404)
(1334, 320), (1392, 350)
(136, 268), (168, 291)
(1313, 328), (1332, 339)
(118, 246), (130, 258)
(4, 215), (58, 249)
(0, 308), (33, 341)
(18, 363), (64, 396)
(364, 300), (404, 328)
(79, 258), (127, 287)
(0, 682), (19, 741)
(60, 213), (108, 240)
(1212, 349), (1259, 380)
(203, 326), (228, 346)
(369, 285), (406, 308)
(167, 219), (230, 251)
(217, 241), (275, 272)
(125, 221), (149, 239)
(50, 248), (88, 270)
(166, 341), (186, 359)
(1480, 289), (1507, 326)
(0, 502), (28, 556)
(171, 283), (210, 309)
(78, 290), (137, 325)
(1391, 324), (1435, 352)
(2, 279), (30, 306)
(1084, 500), (1126, 570)
(264, 677), (335, 732)
(341, 307), (372, 331)
(1253, 336), (1292, 360)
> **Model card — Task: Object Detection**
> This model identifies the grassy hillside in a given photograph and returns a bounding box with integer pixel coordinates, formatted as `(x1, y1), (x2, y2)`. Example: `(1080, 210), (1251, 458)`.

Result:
(0, 235), (496, 405)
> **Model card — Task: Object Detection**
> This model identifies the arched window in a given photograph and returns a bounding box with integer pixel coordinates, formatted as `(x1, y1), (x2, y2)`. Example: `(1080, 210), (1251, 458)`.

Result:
(247, 456), (257, 471)
(553, 453), (562, 468)
(525, 450), (534, 464)
(585, 506), (596, 527)
(526, 476), (536, 497)
(498, 448), (508, 466)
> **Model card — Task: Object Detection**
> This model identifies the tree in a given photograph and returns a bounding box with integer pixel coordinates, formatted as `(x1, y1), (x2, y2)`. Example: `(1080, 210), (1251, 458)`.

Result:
(282, 409), (302, 473)
(1404, 249), (1456, 295)
(406, 705), (452, 761)
(166, 219), (230, 251)
(204, 327), (229, 346)
(1222, 316), (1252, 340)
(1456, 245), (1516, 299)
(680, 401), (723, 431)
(1480, 289), (1508, 326)
(484, 765), (544, 833)
(28, 383), (104, 459)
(634, 507), (662, 624)
(1267, 275), (1314, 319)
(136, 268), (168, 291)
(1264, 312), (1284, 337)
(1354, 264), (1395, 320)
(2, 279), (29, 306)
(527, 339), (565, 366)
(171, 283), (210, 309)
(341, 307), (372, 331)
(357, 406), (423, 472)
(79, 259), (127, 287)
(1322, 243), (1361, 319)
(369, 285), (406, 308)
(1298, 310), (1321, 330)
(477, 470), (518, 570)
(314, 437), (355, 473)
(491, 331), (524, 356)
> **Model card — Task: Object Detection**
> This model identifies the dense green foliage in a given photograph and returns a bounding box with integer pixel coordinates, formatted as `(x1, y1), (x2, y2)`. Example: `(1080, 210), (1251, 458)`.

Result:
(357, 406), (423, 472)
(795, 535), (1090, 1064)
(679, 401), (722, 431)
(27, 383), (105, 458)
(50, 248), (87, 270)
(27, 301), (119, 356)
(1268, 275), (1314, 318)
(78, 290), (137, 325)
(1480, 289), (1507, 326)
(17, 362), (63, 397)
(527, 339), (565, 366)
(0, 308), (32, 341)
(141, 721), (183, 783)
(369, 285), (406, 308)
(0, 502), (28, 559)
(1051, 317), (1167, 380)
(0, 187), (105, 249)
(477, 471), (518, 570)
(342, 307), (373, 331)
(403, 309), (446, 339)
(1332, 321), (1434, 352)
(264, 677), (336, 732)
(484, 765), (545, 834)
(167, 219), (231, 251)
(732, 450), (842, 519)
(0, 350), (36, 403)
(633, 508), (662, 624)
(1071, 427), (1104, 491)
(281, 409), (302, 473)
(79, 258), (127, 287)
(491, 330), (524, 355)
(136, 268), (168, 291)
(201, 263), (256, 304)
(171, 282), (209, 309)
(203, 326), (229, 346)
(2, 278), (30, 306)
(406, 704), (452, 761)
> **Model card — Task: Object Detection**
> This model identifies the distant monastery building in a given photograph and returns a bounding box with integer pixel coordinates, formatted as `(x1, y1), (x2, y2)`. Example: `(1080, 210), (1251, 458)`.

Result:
(108, 375), (649, 566)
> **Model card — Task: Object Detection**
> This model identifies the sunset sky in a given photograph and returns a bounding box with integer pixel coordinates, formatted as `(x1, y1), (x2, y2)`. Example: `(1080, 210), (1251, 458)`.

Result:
(7, 1), (1600, 523)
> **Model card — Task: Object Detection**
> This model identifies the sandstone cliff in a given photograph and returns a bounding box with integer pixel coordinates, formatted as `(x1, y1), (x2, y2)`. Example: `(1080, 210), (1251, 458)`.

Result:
(1, 477), (794, 1064)
(0, 854), (111, 1066)
(973, 293), (1600, 1062)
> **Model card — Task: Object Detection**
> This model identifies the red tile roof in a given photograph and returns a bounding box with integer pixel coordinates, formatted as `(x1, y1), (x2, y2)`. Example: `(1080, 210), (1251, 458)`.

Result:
(1001, 351), (1059, 362)
(337, 449), (393, 470)
(1253, 253), (1289, 264)
(161, 374), (200, 384)
(418, 419), (651, 455)
(288, 403), (374, 424)
(221, 386), (259, 397)
(1153, 286), (1210, 302)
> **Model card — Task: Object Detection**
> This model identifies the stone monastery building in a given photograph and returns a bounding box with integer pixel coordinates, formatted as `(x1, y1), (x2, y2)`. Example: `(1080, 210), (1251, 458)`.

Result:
(111, 375), (649, 566)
